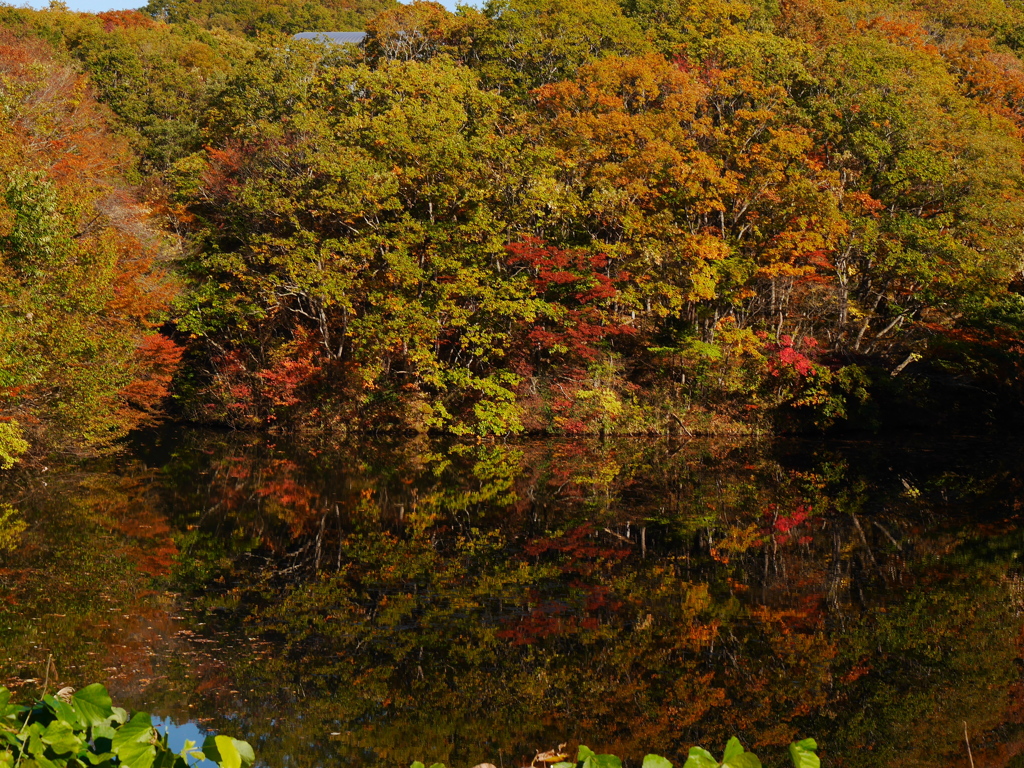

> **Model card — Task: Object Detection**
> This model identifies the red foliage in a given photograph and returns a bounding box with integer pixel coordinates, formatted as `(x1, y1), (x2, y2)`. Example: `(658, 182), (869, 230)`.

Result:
(764, 335), (818, 378)
(505, 238), (633, 362)
(258, 332), (322, 408)
(523, 523), (632, 574)
(120, 334), (185, 422)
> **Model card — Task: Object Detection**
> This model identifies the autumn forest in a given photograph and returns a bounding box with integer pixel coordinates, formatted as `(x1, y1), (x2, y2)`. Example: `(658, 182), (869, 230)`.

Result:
(5, 0), (1024, 767)
(5, 0), (1024, 453)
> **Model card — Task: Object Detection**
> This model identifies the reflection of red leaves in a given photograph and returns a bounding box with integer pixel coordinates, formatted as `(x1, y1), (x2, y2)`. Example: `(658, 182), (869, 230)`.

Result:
(499, 526), (629, 644)
(95, 478), (179, 577)
(774, 506), (809, 534)
(762, 503), (813, 543)
(842, 660), (871, 684)
(523, 524), (631, 572)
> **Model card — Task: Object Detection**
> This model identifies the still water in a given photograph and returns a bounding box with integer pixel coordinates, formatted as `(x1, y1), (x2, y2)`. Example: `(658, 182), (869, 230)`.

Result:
(2, 430), (1023, 768)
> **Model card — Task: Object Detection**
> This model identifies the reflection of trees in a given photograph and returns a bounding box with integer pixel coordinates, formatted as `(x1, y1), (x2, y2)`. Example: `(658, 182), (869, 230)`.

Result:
(157, 434), (1024, 768)
(2, 434), (1023, 768)
(0, 462), (190, 708)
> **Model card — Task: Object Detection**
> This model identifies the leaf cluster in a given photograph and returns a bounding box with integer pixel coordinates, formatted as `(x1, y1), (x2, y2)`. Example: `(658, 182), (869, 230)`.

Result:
(0, 685), (254, 768)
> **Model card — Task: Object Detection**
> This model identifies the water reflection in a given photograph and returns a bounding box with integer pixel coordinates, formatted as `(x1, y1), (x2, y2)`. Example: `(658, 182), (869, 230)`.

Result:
(2, 433), (1024, 767)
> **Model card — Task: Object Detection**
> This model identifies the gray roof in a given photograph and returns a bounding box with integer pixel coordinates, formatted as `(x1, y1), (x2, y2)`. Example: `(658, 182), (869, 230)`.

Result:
(292, 31), (367, 45)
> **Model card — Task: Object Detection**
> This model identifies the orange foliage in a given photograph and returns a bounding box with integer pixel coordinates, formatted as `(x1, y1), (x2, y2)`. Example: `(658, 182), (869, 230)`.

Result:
(94, 10), (159, 31)
(0, 31), (181, 446)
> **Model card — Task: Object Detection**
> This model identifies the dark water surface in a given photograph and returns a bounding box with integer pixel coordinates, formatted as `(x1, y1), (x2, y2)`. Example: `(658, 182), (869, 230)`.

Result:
(2, 431), (1024, 768)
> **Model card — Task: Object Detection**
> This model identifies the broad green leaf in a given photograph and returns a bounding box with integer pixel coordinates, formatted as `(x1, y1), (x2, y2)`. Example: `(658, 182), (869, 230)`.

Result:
(788, 739), (819, 768)
(231, 739), (254, 767)
(552, 762), (574, 768)
(203, 735), (243, 768)
(112, 712), (156, 768)
(594, 755), (621, 768)
(84, 752), (115, 766)
(0, 690), (8, 713)
(40, 720), (82, 755)
(27, 729), (46, 757)
(27, 752), (60, 768)
(681, 747), (718, 768)
(410, 762), (425, 768)
(642, 755), (672, 768)
(72, 686), (113, 728)
(427, 763), (445, 768)
(722, 755), (761, 768)
(576, 746), (596, 764)
(42, 696), (80, 730)
(722, 738), (744, 763)
(152, 747), (185, 768)
(111, 708), (128, 726)
(92, 723), (116, 742)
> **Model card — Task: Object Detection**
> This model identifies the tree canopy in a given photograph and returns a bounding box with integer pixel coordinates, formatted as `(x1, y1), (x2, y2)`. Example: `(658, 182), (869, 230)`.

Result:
(6, 0), (1024, 447)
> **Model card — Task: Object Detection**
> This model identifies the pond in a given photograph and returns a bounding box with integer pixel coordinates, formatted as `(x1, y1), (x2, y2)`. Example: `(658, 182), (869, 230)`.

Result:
(2, 430), (1023, 768)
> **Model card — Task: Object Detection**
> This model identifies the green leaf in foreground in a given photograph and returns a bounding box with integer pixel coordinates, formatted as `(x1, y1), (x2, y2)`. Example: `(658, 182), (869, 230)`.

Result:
(112, 712), (156, 768)
(789, 739), (820, 768)
(1, 686), (252, 768)
(722, 738), (744, 764)
(203, 735), (255, 768)
(682, 746), (718, 768)
(73, 685), (115, 728)
(642, 756), (673, 768)
(41, 719), (83, 755)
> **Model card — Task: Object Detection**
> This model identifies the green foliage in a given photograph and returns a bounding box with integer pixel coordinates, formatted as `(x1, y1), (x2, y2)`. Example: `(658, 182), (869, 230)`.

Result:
(9, 0), (1024, 436)
(473, 0), (650, 95)
(0, 503), (25, 551)
(141, 0), (396, 36)
(409, 740), (818, 768)
(0, 421), (28, 469)
(169, 54), (556, 433)
(0, 6), (260, 172)
(0, 684), (255, 768)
